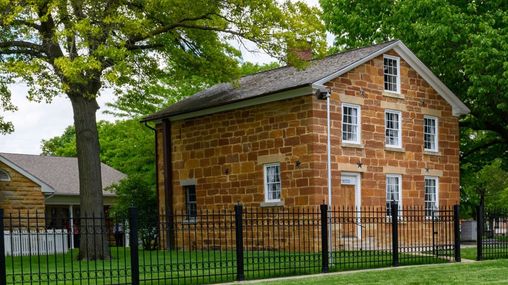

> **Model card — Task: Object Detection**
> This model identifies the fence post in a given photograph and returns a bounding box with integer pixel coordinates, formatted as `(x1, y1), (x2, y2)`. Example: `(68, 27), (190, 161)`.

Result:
(128, 207), (140, 285)
(0, 209), (6, 285)
(476, 205), (483, 261)
(234, 204), (244, 281)
(320, 204), (329, 273)
(453, 205), (461, 262)
(391, 202), (399, 267)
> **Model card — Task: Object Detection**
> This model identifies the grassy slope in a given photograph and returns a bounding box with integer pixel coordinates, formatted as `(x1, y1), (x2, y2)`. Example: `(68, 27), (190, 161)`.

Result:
(260, 259), (508, 285)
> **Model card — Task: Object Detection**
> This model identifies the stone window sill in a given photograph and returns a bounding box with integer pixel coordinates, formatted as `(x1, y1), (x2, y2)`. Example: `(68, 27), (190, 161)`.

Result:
(424, 150), (442, 156)
(260, 201), (285, 208)
(341, 143), (365, 149)
(382, 91), (405, 100)
(385, 146), (405, 153)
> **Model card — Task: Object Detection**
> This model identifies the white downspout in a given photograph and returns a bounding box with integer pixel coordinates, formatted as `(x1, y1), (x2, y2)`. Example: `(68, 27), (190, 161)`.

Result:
(325, 91), (333, 265)
(313, 84), (333, 265)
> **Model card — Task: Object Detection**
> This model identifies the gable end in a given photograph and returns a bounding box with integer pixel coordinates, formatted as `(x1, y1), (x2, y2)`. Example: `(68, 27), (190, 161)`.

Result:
(313, 41), (470, 117)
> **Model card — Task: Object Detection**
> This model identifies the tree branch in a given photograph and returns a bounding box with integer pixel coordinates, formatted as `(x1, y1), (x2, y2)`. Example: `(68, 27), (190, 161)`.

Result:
(461, 137), (504, 160)
(10, 20), (42, 31)
(0, 41), (46, 58)
(0, 48), (46, 58)
(125, 12), (219, 47)
(0, 40), (44, 51)
(126, 43), (165, 51)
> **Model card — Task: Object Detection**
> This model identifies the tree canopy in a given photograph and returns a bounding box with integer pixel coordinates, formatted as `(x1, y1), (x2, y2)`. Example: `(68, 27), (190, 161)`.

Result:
(2, 0), (325, 260)
(320, 0), (508, 167)
(321, 0), (508, 212)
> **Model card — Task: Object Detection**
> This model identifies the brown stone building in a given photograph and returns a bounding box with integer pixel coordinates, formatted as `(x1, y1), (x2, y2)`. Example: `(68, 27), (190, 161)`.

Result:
(143, 40), (469, 222)
(0, 153), (125, 247)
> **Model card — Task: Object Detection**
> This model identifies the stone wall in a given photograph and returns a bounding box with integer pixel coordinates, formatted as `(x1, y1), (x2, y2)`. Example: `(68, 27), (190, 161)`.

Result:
(0, 161), (46, 228)
(157, 94), (322, 212)
(315, 50), (460, 208)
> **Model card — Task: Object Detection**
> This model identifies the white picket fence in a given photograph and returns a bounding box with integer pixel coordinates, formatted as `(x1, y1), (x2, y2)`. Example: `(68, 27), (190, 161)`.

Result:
(3, 229), (69, 256)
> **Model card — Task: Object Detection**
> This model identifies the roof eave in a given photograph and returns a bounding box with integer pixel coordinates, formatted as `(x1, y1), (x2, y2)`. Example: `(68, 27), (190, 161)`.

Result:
(0, 155), (56, 194)
(147, 85), (314, 123)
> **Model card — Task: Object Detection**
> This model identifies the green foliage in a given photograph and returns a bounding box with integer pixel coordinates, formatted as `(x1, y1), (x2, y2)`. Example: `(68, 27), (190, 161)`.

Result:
(108, 175), (158, 250)
(41, 120), (155, 185)
(321, 0), (508, 210)
(41, 126), (77, 157)
(321, 0), (508, 153)
(0, 0), (326, 132)
(462, 159), (508, 215)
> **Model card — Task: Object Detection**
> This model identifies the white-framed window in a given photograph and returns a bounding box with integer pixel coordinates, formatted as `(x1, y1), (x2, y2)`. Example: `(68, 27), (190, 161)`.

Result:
(385, 110), (402, 148)
(424, 116), (438, 152)
(0, 169), (10, 181)
(424, 177), (439, 218)
(264, 163), (281, 202)
(386, 174), (402, 215)
(184, 185), (197, 220)
(342, 103), (361, 144)
(384, 55), (400, 93)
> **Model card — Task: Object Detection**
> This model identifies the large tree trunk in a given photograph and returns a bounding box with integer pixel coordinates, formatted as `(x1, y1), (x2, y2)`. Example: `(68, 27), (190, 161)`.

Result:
(69, 93), (111, 260)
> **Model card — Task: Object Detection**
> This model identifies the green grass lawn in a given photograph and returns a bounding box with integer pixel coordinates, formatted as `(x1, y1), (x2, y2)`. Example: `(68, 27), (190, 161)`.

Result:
(4, 248), (453, 284)
(461, 246), (508, 260)
(258, 259), (508, 285)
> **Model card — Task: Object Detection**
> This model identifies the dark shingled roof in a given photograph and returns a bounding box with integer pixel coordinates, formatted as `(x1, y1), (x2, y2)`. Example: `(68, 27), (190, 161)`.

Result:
(143, 40), (398, 122)
(0, 153), (126, 196)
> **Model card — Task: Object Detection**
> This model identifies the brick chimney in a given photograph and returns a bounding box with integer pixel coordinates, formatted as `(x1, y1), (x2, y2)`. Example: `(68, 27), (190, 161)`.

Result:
(287, 40), (313, 63)
(293, 48), (313, 61)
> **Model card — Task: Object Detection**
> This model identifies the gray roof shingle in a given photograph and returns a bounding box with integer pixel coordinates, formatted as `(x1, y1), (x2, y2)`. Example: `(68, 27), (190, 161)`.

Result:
(143, 40), (398, 122)
(0, 153), (126, 196)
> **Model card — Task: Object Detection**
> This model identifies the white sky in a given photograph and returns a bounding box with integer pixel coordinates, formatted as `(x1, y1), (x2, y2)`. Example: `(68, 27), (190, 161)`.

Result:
(0, 0), (332, 155)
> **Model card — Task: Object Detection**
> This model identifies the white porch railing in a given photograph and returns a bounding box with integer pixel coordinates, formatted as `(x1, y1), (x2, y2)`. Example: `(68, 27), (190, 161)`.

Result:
(3, 229), (69, 256)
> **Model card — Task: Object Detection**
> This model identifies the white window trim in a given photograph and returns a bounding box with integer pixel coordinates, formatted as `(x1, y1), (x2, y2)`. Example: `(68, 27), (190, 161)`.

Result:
(341, 103), (362, 144)
(0, 169), (10, 182)
(264, 163), (282, 202)
(386, 174), (403, 216)
(424, 115), (439, 152)
(424, 176), (439, 218)
(385, 110), (402, 148)
(383, 55), (401, 94)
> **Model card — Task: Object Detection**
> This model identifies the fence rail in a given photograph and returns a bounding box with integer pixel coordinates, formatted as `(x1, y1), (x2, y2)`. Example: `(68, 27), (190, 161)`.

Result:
(0, 204), (460, 285)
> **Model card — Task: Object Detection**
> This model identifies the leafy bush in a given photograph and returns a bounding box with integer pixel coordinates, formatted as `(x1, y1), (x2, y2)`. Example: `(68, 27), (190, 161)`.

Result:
(109, 175), (158, 250)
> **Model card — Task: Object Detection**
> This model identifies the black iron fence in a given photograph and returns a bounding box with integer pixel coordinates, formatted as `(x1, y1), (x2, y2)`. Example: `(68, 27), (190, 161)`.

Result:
(476, 205), (508, 260)
(0, 203), (460, 285)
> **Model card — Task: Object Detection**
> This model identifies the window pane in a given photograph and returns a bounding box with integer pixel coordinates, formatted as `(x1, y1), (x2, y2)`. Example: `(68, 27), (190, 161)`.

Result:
(342, 105), (360, 143)
(385, 112), (400, 146)
(185, 185), (197, 219)
(425, 178), (438, 217)
(424, 117), (437, 151)
(384, 57), (399, 92)
(265, 164), (281, 201)
(386, 176), (400, 215)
